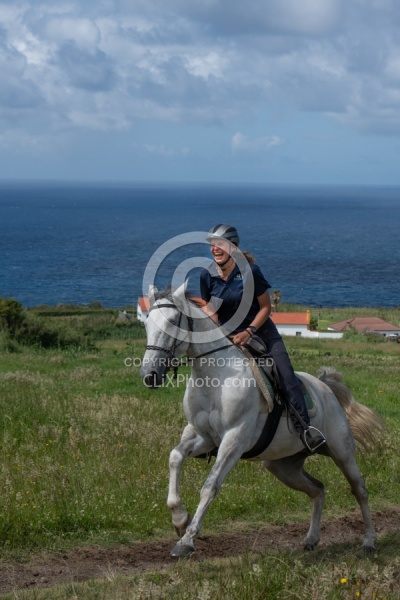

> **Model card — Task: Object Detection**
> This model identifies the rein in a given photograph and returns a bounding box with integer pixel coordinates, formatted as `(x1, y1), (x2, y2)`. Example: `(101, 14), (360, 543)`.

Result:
(146, 302), (234, 375)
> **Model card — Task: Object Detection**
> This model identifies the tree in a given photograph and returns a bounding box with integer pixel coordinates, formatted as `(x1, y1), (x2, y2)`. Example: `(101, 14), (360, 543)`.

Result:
(271, 289), (282, 312)
(0, 297), (24, 333)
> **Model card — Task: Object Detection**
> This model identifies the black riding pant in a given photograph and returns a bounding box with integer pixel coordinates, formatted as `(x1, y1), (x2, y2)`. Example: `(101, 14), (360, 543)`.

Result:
(259, 336), (310, 431)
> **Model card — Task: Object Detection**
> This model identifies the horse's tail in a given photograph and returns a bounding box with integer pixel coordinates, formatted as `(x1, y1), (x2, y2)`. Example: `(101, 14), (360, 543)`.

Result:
(317, 366), (384, 452)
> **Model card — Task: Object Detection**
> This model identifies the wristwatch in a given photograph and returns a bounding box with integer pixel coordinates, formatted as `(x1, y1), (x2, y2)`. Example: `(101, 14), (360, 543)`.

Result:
(248, 325), (257, 335)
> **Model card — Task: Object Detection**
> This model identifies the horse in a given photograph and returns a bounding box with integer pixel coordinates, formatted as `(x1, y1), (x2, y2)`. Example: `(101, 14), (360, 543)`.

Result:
(140, 284), (383, 558)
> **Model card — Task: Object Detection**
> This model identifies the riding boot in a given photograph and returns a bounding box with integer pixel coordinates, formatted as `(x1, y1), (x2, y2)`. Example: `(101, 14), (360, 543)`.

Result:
(301, 427), (326, 453)
(288, 385), (326, 453)
(268, 342), (326, 453)
(286, 402), (326, 453)
(257, 337), (327, 453)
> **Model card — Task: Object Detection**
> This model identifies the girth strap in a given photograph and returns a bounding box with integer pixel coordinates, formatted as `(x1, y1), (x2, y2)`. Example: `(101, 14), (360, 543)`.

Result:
(196, 396), (284, 462)
(241, 399), (284, 459)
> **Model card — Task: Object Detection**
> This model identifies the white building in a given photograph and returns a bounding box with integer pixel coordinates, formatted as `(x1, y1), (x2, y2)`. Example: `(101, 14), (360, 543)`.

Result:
(271, 311), (343, 339)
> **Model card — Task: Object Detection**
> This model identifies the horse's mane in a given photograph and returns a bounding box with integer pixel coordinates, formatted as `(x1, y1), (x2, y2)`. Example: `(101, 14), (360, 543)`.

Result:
(154, 286), (205, 307)
(153, 286), (175, 303)
(154, 287), (214, 321)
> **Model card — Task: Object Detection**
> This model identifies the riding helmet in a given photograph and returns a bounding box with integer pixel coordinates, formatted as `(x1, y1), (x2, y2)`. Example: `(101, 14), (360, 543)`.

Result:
(206, 224), (240, 246)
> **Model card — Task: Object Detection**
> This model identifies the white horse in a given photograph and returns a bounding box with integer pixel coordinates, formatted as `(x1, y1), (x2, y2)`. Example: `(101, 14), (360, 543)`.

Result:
(140, 284), (383, 558)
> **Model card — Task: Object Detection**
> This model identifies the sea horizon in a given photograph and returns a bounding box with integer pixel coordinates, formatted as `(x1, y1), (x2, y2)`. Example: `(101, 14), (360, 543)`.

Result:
(1, 181), (399, 310)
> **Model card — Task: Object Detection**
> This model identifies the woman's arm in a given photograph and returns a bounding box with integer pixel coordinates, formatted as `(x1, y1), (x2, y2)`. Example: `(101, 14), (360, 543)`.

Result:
(250, 290), (271, 330)
(232, 290), (271, 345)
(201, 300), (219, 324)
(199, 269), (220, 323)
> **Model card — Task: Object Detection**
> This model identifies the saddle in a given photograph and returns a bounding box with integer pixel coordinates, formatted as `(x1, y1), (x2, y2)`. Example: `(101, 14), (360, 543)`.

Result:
(243, 335), (281, 399)
(196, 335), (314, 461)
(197, 335), (284, 462)
(243, 335), (315, 417)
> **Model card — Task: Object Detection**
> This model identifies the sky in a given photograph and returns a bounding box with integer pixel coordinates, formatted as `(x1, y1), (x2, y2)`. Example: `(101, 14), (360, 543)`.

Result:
(1, 0), (400, 185)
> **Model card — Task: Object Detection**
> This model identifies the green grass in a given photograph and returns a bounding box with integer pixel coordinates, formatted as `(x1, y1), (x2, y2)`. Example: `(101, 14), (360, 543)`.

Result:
(1, 541), (400, 599)
(0, 311), (399, 598)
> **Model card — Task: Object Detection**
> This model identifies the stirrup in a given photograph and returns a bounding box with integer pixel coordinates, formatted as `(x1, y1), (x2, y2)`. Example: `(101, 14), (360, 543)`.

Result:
(302, 426), (326, 453)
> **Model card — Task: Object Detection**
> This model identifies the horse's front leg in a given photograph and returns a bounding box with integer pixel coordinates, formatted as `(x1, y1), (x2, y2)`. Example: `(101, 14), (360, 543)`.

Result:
(171, 428), (246, 558)
(167, 424), (215, 537)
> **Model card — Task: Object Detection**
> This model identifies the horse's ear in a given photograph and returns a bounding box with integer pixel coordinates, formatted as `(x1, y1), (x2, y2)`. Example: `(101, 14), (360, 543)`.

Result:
(148, 285), (158, 308)
(172, 280), (188, 311)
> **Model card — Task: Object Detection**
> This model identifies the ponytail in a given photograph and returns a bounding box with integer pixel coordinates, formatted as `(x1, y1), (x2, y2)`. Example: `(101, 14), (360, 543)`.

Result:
(242, 251), (256, 264)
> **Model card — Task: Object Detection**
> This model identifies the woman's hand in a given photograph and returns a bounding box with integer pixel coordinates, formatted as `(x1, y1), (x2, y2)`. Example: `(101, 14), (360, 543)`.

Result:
(232, 329), (252, 346)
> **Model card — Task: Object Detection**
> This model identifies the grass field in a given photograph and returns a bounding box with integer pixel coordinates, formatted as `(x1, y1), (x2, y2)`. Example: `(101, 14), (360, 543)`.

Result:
(0, 306), (399, 598)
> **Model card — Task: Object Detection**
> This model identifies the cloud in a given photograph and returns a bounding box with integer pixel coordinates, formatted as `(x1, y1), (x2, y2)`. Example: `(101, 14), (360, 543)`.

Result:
(56, 42), (117, 91)
(44, 17), (101, 51)
(180, 0), (343, 36)
(0, 0), (400, 143)
(231, 132), (284, 154)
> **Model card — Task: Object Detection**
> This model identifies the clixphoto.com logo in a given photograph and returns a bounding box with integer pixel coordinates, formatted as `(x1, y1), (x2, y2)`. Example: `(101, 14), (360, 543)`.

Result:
(148, 373), (257, 389)
(125, 356), (274, 388)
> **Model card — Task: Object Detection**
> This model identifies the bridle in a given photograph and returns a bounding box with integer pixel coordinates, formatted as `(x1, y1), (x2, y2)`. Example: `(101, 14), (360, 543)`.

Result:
(145, 301), (233, 376)
(145, 303), (191, 369)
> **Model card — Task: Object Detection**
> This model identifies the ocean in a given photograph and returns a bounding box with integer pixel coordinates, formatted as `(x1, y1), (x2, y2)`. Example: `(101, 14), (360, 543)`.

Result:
(1, 181), (399, 309)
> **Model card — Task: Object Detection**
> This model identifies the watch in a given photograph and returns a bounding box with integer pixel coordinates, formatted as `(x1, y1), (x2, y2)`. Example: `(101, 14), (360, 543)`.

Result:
(248, 325), (257, 335)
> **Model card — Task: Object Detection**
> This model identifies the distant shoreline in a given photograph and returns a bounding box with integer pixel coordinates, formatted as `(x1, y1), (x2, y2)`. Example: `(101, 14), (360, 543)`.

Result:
(23, 301), (399, 315)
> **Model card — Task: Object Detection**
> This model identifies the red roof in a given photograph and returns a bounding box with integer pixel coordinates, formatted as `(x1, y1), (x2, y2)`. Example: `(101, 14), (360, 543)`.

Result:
(270, 312), (310, 326)
(138, 297), (150, 312)
(328, 317), (400, 333)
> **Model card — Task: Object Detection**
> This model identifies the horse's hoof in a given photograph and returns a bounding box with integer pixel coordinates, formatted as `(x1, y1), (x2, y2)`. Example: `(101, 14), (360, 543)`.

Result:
(174, 514), (192, 538)
(171, 541), (195, 558)
(304, 541), (318, 551)
(362, 544), (376, 556)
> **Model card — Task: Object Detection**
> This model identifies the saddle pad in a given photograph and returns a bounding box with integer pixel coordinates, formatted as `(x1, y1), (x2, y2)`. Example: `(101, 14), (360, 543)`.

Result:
(279, 375), (316, 419)
(296, 375), (316, 417)
(259, 371), (316, 419)
(240, 348), (316, 418)
(259, 367), (275, 399)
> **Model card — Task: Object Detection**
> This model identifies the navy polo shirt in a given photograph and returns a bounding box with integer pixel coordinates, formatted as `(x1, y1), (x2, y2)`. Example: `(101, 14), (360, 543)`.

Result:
(200, 262), (272, 334)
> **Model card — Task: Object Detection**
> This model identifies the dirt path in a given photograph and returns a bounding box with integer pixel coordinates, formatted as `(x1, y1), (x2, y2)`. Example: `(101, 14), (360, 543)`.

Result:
(1, 508), (399, 594)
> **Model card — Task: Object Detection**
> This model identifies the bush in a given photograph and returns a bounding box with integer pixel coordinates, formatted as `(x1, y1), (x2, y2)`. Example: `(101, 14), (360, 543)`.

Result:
(0, 297), (24, 333)
(88, 301), (104, 310)
(343, 328), (385, 344)
(0, 331), (21, 353)
(15, 314), (92, 349)
(79, 315), (145, 340)
(0, 295), (144, 350)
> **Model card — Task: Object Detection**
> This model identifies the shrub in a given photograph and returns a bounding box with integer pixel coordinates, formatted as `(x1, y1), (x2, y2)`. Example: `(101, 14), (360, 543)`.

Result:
(79, 315), (145, 340)
(88, 301), (104, 310)
(0, 331), (21, 353)
(15, 314), (92, 349)
(0, 297), (24, 333)
(343, 328), (385, 344)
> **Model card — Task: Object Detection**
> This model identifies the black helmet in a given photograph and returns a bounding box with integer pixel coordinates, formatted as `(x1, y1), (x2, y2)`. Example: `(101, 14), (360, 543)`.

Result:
(206, 224), (240, 246)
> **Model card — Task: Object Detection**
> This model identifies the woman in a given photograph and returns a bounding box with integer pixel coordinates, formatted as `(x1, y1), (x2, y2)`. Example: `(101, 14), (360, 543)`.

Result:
(200, 223), (326, 453)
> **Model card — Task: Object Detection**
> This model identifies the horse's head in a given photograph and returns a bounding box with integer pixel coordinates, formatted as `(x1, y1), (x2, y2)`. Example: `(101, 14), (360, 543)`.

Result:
(140, 283), (193, 388)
